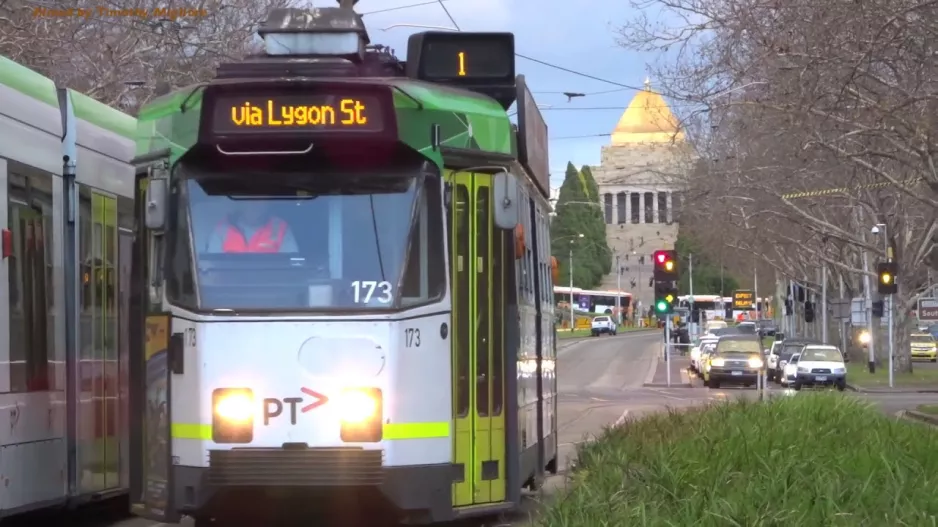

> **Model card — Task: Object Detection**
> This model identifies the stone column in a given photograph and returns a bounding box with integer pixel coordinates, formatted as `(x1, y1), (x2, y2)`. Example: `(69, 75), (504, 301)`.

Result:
(638, 192), (645, 224)
(610, 191), (617, 224)
(625, 190), (632, 223)
(665, 190), (674, 223)
(652, 191), (659, 224)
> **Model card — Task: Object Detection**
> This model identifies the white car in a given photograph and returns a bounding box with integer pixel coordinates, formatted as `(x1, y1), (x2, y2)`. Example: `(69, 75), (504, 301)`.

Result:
(792, 345), (847, 391)
(591, 316), (617, 336)
(780, 353), (799, 386)
(765, 341), (783, 380)
(690, 337), (719, 373)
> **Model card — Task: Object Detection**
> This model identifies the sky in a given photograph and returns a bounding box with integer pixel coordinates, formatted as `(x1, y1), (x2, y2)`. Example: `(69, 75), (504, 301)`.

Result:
(344, 0), (663, 189)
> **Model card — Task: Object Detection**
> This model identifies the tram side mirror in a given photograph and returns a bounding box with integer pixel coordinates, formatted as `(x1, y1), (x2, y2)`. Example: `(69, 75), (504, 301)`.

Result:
(493, 171), (519, 230)
(145, 178), (168, 231)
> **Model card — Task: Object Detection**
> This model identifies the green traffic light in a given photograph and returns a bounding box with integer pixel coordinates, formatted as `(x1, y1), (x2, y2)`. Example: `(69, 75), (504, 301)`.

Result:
(656, 300), (668, 312)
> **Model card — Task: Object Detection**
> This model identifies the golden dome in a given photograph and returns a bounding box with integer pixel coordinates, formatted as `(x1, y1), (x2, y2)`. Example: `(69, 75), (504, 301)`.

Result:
(610, 78), (684, 144)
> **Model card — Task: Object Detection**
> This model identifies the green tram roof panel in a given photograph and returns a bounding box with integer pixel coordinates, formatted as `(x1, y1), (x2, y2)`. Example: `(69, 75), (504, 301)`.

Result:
(133, 78), (515, 164)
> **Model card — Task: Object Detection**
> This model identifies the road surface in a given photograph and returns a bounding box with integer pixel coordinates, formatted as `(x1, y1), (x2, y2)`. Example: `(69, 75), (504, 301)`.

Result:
(27, 331), (938, 527)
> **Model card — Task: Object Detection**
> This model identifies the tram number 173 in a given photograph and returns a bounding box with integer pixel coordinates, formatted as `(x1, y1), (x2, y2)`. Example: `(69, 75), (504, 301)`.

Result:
(404, 328), (420, 348)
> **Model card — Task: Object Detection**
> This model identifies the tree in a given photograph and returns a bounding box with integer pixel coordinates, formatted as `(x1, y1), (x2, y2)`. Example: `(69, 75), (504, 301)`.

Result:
(674, 229), (739, 297)
(0, 0), (295, 113)
(614, 0), (937, 371)
(550, 162), (612, 289)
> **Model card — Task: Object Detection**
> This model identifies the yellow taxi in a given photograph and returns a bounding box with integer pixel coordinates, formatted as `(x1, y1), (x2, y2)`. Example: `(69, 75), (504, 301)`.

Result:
(910, 333), (937, 362)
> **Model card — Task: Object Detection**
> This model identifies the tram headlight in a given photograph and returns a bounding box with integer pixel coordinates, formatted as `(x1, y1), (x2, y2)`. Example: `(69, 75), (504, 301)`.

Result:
(338, 388), (382, 443)
(212, 388), (254, 444)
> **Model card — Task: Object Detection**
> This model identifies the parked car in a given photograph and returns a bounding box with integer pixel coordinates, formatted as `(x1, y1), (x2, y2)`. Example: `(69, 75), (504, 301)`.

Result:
(755, 319), (778, 336)
(780, 352), (800, 386)
(690, 337), (719, 374)
(765, 340), (783, 380)
(591, 316), (617, 336)
(792, 345), (847, 391)
(771, 338), (823, 383)
(910, 333), (937, 362)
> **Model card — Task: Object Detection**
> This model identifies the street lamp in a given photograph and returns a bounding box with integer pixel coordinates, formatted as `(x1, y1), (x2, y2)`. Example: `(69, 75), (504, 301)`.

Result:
(872, 222), (894, 388)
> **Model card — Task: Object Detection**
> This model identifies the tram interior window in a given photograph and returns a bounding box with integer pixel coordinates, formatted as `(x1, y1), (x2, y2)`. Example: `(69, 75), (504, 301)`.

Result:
(8, 168), (54, 392)
(400, 176), (444, 305)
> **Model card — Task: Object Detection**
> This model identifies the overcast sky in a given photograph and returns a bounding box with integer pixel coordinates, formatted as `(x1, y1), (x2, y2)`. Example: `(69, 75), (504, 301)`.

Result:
(349, 0), (663, 187)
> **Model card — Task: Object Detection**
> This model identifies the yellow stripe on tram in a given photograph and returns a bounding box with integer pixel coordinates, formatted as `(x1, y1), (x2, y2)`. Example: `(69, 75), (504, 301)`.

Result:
(170, 422), (451, 441)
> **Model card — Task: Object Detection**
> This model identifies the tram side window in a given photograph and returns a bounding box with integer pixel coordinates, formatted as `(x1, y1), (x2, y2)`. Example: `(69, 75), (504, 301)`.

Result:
(8, 168), (54, 392)
(165, 180), (197, 307)
(400, 176), (445, 305)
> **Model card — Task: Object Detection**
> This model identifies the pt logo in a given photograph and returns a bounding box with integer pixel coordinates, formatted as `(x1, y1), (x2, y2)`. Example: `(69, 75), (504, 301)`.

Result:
(262, 388), (329, 425)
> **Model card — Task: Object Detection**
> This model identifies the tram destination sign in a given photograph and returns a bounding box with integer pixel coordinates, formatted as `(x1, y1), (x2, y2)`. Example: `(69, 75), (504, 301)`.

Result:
(732, 289), (754, 310)
(918, 297), (938, 321)
(210, 93), (385, 135)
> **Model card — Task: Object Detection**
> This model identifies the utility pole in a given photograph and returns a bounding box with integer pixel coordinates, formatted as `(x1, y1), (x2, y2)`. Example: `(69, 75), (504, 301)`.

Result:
(753, 266), (759, 320)
(569, 247), (574, 332)
(615, 254), (621, 326)
(838, 272), (846, 350)
(821, 264), (828, 344)
(788, 280), (796, 338)
(863, 251), (876, 373)
(689, 253), (695, 337)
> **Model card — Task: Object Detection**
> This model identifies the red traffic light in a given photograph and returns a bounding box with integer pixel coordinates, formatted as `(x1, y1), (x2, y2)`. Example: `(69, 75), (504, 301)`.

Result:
(653, 250), (678, 280)
(655, 251), (667, 264)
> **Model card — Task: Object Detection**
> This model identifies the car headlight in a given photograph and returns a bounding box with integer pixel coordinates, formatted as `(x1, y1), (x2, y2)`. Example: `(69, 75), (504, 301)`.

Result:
(213, 388), (254, 444)
(338, 388), (383, 443)
(748, 357), (764, 368)
(710, 358), (725, 367)
(833, 368), (846, 374)
(797, 366), (809, 373)
(859, 331), (871, 344)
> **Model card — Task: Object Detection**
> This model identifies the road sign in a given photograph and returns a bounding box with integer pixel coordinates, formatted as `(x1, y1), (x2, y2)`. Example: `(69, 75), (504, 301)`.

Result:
(732, 289), (754, 309)
(919, 297), (938, 321)
(829, 299), (850, 320)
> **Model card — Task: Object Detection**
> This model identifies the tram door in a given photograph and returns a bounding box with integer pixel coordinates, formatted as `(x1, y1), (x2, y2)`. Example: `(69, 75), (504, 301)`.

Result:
(449, 171), (507, 507)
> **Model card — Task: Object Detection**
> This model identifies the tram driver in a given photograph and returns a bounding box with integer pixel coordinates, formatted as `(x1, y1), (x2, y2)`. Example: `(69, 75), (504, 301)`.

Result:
(205, 200), (299, 253)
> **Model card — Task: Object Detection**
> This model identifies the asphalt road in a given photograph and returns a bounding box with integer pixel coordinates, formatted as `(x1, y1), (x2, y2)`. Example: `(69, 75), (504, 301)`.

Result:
(28, 331), (938, 527)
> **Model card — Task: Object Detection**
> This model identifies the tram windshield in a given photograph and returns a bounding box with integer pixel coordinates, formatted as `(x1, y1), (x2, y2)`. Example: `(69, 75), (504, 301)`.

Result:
(165, 164), (445, 312)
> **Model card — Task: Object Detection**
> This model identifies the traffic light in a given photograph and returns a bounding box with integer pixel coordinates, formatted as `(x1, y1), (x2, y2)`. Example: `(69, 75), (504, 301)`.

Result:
(653, 281), (678, 314)
(652, 250), (678, 280)
(876, 262), (897, 295)
(872, 300), (884, 317)
(804, 302), (815, 323)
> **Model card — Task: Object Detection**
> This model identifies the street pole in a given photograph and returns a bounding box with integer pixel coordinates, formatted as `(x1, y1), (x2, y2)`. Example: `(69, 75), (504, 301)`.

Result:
(884, 226), (894, 388)
(839, 272), (846, 350)
(689, 253), (695, 337)
(569, 246), (574, 332)
(665, 317), (671, 387)
(754, 266), (759, 320)
(863, 251), (876, 373)
(789, 280), (795, 338)
(615, 254), (621, 326)
(821, 264), (828, 344)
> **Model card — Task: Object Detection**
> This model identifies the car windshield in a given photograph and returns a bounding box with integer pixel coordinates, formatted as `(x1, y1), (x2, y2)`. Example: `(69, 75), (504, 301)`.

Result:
(788, 354), (800, 364)
(800, 347), (843, 362)
(594, 317), (609, 322)
(737, 324), (756, 334)
(779, 343), (809, 360)
(715, 339), (761, 354)
(911, 335), (935, 343)
(711, 327), (741, 336)
(165, 163), (444, 312)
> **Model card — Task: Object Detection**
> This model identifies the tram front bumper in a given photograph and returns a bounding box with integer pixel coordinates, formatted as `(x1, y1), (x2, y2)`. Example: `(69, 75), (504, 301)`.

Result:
(173, 448), (454, 522)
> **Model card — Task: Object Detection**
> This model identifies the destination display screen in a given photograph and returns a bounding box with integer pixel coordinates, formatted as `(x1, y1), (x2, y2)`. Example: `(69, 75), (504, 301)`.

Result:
(413, 32), (515, 83)
(210, 94), (385, 134)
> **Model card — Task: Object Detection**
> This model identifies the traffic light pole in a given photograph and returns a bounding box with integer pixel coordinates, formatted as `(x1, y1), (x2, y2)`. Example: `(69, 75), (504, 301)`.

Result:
(888, 294), (894, 388)
(863, 252), (876, 374)
(665, 317), (671, 387)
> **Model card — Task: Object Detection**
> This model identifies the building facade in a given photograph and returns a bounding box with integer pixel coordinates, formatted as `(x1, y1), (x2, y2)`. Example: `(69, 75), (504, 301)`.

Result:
(591, 79), (693, 311)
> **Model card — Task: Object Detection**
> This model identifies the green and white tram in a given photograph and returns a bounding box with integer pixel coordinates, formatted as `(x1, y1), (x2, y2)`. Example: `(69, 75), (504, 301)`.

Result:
(0, 57), (137, 516)
(128, 6), (558, 525)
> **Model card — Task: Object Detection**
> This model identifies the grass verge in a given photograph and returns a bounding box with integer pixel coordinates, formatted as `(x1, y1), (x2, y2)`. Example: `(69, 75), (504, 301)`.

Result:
(917, 404), (938, 415)
(847, 363), (938, 387)
(539, 393), (938, 526)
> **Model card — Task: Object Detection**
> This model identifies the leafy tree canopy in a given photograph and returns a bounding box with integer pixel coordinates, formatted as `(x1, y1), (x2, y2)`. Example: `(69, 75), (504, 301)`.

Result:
(550, 162), (612, 289)
(674, 228), (739, 296)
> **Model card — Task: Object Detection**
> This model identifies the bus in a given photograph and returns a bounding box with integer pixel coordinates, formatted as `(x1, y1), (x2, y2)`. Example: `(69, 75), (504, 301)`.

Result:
(0, 58), (136, 516)
(127, 7), (558, 526)
(677, 295), (772, 323)
(553, 286), (632, 315)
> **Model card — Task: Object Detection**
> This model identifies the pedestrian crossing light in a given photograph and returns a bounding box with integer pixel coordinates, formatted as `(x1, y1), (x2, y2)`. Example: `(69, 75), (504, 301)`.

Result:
(876, 261), (898, 295)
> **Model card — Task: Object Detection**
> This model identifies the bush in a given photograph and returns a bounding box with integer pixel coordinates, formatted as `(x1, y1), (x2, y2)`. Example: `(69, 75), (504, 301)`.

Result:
(539, 394), (938, 526)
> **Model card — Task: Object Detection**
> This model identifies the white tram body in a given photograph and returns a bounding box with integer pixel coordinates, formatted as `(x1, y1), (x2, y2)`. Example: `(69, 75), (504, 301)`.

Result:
(0, 57), (136, 515)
